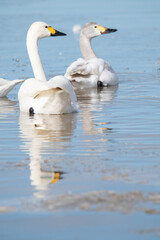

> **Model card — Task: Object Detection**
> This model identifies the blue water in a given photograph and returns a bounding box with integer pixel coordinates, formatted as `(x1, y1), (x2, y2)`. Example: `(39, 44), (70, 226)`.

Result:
(0, 0), (160, 239)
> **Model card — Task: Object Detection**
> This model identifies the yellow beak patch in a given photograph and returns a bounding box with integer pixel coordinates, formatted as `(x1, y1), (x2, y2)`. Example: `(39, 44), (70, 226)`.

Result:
(47, 26), (56, 35)
(97, 25), (107, 33)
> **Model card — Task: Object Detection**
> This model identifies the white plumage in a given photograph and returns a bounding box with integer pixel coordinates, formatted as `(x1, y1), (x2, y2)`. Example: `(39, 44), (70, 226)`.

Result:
(65, 22), (118, 88)
(0, 78), (24, 97)
(18, 21), (79, 115)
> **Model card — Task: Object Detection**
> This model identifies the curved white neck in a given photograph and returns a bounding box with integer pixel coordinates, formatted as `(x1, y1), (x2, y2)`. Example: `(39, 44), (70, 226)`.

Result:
(80, 33), (97, 60)
(27, 35), (47, 82)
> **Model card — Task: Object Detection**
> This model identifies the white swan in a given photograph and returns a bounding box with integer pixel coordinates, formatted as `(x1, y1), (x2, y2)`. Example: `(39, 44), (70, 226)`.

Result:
(65, 22), (118, 88)
(0, 78), (24, 97)
(18, 21), (79, 115)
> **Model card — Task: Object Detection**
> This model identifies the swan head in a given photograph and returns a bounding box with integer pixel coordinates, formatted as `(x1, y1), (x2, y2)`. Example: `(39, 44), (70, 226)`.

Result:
(27, 21), (66, 40)
(81, 22), (117, 39)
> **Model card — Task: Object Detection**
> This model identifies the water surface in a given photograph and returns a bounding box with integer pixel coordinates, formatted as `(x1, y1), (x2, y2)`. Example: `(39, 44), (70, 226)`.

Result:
(0, 0), (160, 239)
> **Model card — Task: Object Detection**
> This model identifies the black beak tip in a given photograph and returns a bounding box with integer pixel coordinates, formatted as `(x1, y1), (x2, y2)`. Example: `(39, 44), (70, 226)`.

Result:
(51, 30), (67, 37)
(108, 28), (118, 33)
(102, 28), (118, 34)
(58, 31), (67, 36)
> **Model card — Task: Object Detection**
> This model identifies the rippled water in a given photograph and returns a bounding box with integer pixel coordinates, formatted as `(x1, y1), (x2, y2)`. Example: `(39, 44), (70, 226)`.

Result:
(0, 0), (160, 239)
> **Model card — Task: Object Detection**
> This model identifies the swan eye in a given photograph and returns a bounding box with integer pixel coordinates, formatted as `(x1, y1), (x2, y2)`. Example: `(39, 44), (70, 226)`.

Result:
(94, 26), (97, 28)
(45, 26), (48, 28)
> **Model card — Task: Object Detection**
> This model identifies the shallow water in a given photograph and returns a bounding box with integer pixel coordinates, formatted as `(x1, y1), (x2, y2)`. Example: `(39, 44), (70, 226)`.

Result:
(0, 0), (160, 239)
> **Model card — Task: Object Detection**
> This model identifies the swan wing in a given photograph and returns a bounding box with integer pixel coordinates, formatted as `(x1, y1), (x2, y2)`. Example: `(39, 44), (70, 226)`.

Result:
(33, 87), (78, 115)
(65, 58), (112, 78)
(65, 58), (102, 88)
(0, 79), (24, 97)
(65, 58), (94, 79)
(47, 76), (79, 113)
(65, 58), (118, 88)
(18, 78), (48, 113)
(48, 75), (78, 105)
(18, 77), (79, 114)
(34, 87), (62, 99)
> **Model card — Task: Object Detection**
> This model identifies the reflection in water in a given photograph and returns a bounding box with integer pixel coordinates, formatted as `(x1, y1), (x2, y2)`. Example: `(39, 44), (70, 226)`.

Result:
(0, 97), (17, 118)
(75, 85), (118, 106)
(19, 113), (77, 194)
(76, 86), (117, 136)
(18, 86), (117, 194)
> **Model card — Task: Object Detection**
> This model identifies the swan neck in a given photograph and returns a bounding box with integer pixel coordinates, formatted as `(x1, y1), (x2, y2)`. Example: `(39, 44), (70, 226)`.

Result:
(80, 33), (97, 60)
(27, 35), (47, 82)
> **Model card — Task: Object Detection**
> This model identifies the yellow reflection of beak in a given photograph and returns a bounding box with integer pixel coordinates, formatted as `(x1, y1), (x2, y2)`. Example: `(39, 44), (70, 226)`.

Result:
(51, 172), (60, 184)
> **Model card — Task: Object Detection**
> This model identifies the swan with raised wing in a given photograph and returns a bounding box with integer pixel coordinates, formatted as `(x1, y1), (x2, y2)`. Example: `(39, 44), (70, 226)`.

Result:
(65, 22), (118, 88)
(18, 21), (78, 115)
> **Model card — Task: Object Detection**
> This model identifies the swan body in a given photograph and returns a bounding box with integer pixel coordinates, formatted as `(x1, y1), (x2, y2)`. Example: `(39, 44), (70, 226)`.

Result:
(65, 22), (118, 88)
(19, 76), (78, 114)
(18, 21), (78, 115)
(0, 78), (24, 97)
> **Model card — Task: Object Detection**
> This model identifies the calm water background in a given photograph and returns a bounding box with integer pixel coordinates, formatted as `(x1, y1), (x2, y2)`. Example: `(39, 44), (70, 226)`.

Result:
(0, 0), (160, 239)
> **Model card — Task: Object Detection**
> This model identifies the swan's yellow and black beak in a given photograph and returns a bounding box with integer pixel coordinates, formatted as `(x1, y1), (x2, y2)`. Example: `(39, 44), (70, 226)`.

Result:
(97, 25), (117, 34)
(47, 26), (66, 36)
